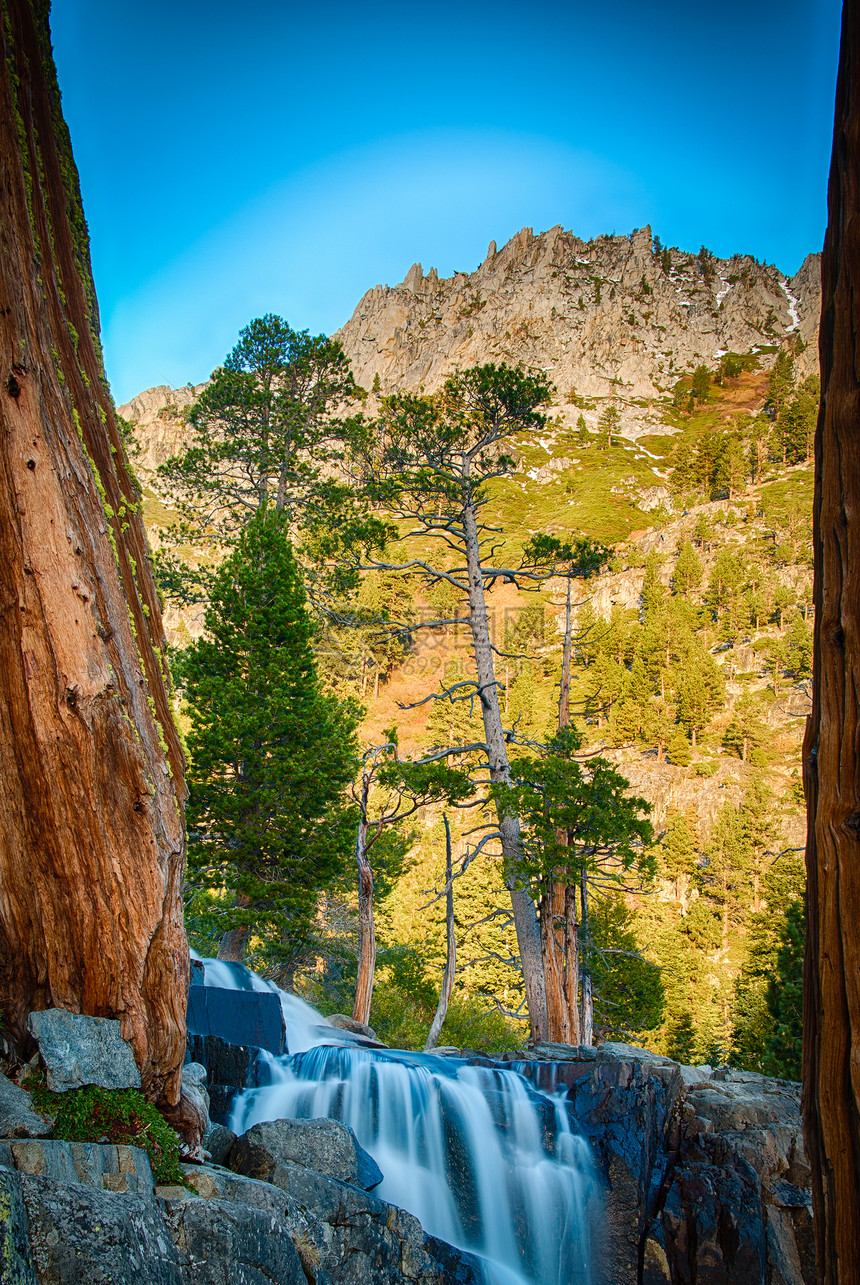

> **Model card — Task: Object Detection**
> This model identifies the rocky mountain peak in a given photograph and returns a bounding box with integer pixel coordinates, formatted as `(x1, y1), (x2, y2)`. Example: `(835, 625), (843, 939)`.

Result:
(335, 223), (820, 440)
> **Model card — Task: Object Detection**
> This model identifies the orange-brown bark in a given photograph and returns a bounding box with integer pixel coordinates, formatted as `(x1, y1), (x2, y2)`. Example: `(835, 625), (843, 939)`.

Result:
(0, 0), (187, 1104)
(802, 1), (860, 1278)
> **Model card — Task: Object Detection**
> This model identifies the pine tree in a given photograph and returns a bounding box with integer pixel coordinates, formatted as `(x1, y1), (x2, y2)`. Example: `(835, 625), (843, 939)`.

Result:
(672, 540), (704, 597)
(181, 510), (360, 966)
(691, 365), (711, 402)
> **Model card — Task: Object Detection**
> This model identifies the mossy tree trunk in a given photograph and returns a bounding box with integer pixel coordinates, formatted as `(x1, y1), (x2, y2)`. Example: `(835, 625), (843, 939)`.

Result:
(0, 0), (187, 1105)
(803, 1), (860, 1276)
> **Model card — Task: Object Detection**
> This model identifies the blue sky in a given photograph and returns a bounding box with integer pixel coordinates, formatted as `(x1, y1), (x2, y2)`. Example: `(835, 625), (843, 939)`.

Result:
(52, 0), (842, 404)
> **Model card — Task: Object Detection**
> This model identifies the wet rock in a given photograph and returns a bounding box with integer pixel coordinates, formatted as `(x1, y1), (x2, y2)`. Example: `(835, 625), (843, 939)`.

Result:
(230, 1117), (383, 1190)
(27, 1008), (141, 1093)
(0, 1070), (51, 1137)
(423, 1233), (483, 1284)
(186, 985), (285, 1056)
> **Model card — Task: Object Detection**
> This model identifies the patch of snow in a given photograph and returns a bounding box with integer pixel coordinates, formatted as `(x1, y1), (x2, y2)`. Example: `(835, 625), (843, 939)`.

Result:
(713, 349), (728, 359)
(715, 278), (732, 306)
(633, 442), (663, 461)
(781, 278), (801, 331)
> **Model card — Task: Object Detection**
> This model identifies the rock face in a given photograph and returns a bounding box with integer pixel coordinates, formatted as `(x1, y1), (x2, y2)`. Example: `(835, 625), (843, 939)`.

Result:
(0, 0), (187, 1103)
(28, 1010), (142, 1093)
(0, 1135), (477, 1285)
(335, 226), (820, 416)
(230, 1117), (383, 1191)
(121, 229), (821, 490)
(802, 1), (860, 1277)
(186, 983), (286, 1056)
(483, 1041), (813, 1285)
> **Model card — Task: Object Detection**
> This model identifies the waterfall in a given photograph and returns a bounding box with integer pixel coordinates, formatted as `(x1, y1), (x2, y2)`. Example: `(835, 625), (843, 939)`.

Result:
(193, 956), (597, 1285)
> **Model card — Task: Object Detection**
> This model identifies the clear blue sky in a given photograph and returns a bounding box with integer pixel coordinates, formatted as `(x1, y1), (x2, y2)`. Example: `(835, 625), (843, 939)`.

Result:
(51, 0), (842, 404)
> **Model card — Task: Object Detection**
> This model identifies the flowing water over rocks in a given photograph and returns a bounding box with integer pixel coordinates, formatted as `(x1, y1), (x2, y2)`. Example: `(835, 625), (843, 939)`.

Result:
(198, 957), (597, 1285)
(0, 954), (814, 1284)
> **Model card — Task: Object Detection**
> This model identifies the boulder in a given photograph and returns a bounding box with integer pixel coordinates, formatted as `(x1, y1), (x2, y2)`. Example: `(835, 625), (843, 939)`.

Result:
(0, 1071), (51, 1137)
(326, 1014), (379, 1040)
(184, 1161), (456, 1284)
(0, 1138), (154, 1194)
(201, 1124), (236, 1167)
(0, 1167), (37, 1284)
(186, 986), (285, 1056)
(19, 1172), (183, 1284)
(164, 1193), (306, 1285)
(27, 1009), (141, 1092)
(230, 1117), (383, 1190)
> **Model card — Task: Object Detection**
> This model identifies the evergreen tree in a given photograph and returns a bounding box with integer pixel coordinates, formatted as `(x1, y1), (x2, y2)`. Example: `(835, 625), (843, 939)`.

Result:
(723, 692), (768, 763)
(181, 510), (360, 966)
(691, 364), (711, 402)
(658, 809), (699, 903)
(672, 540), (704, 597)
(762, 895), (804, 1079)
(158, 314), (387, 605)
(597, 403), (621, 449)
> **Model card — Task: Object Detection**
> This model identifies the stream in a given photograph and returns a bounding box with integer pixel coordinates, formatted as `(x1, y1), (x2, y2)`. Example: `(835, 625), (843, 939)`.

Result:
(195, 955), (597, 1285)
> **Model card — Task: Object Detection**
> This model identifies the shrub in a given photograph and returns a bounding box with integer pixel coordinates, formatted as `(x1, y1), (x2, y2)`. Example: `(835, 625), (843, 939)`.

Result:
(28, 1082), (187, 1186)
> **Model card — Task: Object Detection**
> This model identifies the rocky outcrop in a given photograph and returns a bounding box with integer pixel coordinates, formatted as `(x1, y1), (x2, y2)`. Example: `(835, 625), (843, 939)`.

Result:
(120, 229), (821, 492)
(486, 1042), (813, 1285)
(0, 1131), (477, 1285)
(0, 0), (187, 1103)
(335, 226), (820, 427)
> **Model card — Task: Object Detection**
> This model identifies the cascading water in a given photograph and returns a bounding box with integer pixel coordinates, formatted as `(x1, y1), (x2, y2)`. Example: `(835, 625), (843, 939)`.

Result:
(193, 956), (597, 1285)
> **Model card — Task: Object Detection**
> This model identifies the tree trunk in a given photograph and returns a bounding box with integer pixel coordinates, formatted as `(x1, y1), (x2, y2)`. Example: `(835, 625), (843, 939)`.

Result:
(563, 884), (581, 1045)
(579, 867), (593, 1046)
(558, 579), (572, 730)
(462, 503), (548, 1041)
(424, 815), (456, 1052)
(803, 6), (860, 1278)
(217, 893), (250, 961)
(540, 883), (567, 1042)
(352, 774), (376, 1026)
(0, 0), (187, 1105)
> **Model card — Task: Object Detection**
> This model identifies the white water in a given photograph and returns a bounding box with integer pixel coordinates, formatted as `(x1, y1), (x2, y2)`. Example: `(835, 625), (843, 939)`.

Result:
(193, 956), (597, 1285)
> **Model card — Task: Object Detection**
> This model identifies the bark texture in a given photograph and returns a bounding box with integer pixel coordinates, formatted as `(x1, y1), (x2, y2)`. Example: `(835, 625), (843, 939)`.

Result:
(352, 772), (376, 1026)
(0, 0), (187, 1104)
(802, 2), (860, 1278)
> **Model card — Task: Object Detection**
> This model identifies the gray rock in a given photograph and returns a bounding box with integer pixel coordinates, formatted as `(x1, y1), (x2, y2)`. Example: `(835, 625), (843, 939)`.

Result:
(180, 1165), (334, 1285)
(0, 1071), (51, 1137)
(326, 1013), (379, 1040)
(0, 1138), (154, 1194)
(202, 1123), (236, 1167)
(230, 1117), (383, 1190)
(228, 1156), (444, 1283)
(0, 1167), (37, 1284)
(20, 1172), (183, 1284)
(28, 1008), (141, 1092)
(164, 1193), (305, 1285)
